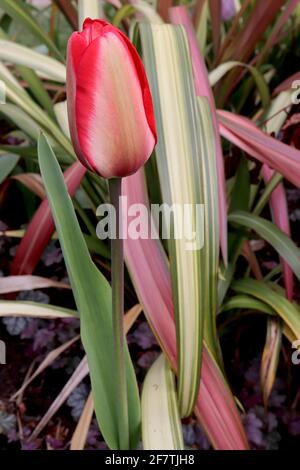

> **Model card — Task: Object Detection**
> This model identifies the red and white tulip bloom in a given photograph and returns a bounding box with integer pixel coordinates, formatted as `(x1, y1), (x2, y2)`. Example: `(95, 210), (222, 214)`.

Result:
(67, 18), (157, 178)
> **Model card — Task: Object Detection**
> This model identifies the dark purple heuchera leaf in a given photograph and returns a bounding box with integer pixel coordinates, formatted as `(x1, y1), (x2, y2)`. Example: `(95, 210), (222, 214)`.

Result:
(2, 316), (27, 336)
(238, 357), (289, 449)
(6, 428), (19, 443)
(254, 406), (278, 433)
(242, 406), (281, 450)
(137, 351), (159, 369)
(0, 221), (7, 232)
(194, 424), (211, 450)
(268, 378), (286, 408)
(46, 436), (65, 450)
(0, 411), (16, 435)
(221, 0), (237, 21)
(64, 356), (82, 375)
(242, 410), (264, 447)
(182, 422), (211, 449)
(240, 358), (261, 408)
(33, 328), (56, 351)
(56, 318), (80, 343)
(86, 419), (108, 450)
(4, 291), (52, 346)
(51, 355), (81, 375)
(41, 241), (63, 267)
(244, 357), (260, 385)
(21, 426), (41, 450)
(21, 319), (39, 339)
(182, 423), (197, 447)
(241, 357), (286, 410)
(17, 289), (50, 304)
(268, 387), (286, 408)
(21, 439), (42, 450)
(128, 321), (157, 350)
(282, 411), (300, 436)
(87, 422), (101, 447)
(290, 209), (300, 222)
(265, 431), (281, 450)
(67, 383), (89, 421)
(9, 245), (18, 258)
(6, 136), (23, 145)
(286, 189), (300, 203)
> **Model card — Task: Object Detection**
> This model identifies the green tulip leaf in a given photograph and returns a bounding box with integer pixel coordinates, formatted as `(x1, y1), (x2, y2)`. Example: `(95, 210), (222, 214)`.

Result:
(38, 133), (140, 450)
(0, 153), (19, 184)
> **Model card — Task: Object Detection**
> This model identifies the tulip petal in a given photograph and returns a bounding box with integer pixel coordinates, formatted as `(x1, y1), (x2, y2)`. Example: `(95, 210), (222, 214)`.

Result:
(82, 18), (106, 43)
(68, 32), (89, 72)
(67, 34), (94, 171)
(116, 30), (157, 142)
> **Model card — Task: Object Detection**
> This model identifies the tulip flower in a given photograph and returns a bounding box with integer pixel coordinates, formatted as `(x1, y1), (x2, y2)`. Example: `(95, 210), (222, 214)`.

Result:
(66, 18), (156, 179)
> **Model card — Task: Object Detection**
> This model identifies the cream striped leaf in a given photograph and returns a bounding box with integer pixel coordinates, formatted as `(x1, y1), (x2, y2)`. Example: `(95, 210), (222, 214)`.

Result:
(0, 40), (66, 82)
(78, 0), (102, 28)
(0, 66), (73, 158)
(196, 97), (219, 361)
(0, 300), (77, 319)
(140, 24), (220, 417)
(141, 354), (183, 450)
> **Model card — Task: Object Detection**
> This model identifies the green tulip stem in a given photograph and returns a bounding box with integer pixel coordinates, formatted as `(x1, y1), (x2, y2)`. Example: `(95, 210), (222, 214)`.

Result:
(108, 177), (129, 450)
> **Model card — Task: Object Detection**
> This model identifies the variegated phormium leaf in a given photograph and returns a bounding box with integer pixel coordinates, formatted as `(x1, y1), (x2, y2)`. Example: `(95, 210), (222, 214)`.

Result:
(141, 354), (184, 450)
(140, 23), (220, 417)
(195, 96), (220, 363)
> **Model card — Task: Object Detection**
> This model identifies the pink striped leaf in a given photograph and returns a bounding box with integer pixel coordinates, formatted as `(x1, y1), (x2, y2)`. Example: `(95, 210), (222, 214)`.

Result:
(123, 171), (249, 450)
(11, 162), (86, 275)
(262, 165), (293, 300)
(261, 166), (291, 406)
(0, 275), (70, 294)
(273, 71), (300, 96)
(11, 173), (45, 199)
(218, 110), (300, 189)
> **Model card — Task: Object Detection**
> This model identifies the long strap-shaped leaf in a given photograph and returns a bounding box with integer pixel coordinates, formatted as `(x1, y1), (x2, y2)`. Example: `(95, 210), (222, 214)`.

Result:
(13, 306), (142, 443)
(38, 134), (140, 450)
(53, 0), (78, 30)
(228, 211), (300, 281)
(218, 110), (300, 189)
(261, 165), (291, 404)
(170, 6), (228, 264)
(78, 0), (101, 28)
(232, 278), (300, 340)
(123, 171), (249, 449)
(196, 97), (220, 362)
(142, 354), (184, 450)
(140, 23), (216, 417)
(261, 165), (293, 299)
(0, 153), (19, 184)
(220, 294), (296, 344)
(0, 40), (66, 82)
(0, 66), (73, 158)
(0, 300), (76, 318)
(0, 275), (70, 294)
(0, 0), (64, 61)
(4, 306), (141, 443)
